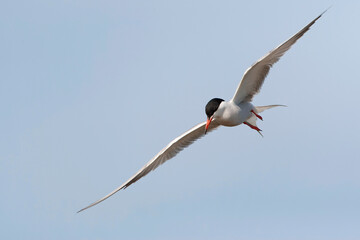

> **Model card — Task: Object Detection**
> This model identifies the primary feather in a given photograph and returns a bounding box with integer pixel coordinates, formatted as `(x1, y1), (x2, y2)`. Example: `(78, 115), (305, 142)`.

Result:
(232, 11), (325, 104)
(77, 120), (220, 213)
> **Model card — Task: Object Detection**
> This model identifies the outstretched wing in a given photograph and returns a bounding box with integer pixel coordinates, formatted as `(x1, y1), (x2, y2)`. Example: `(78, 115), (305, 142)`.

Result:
(232, 11), (326, 104)
(78, 120), (220, 213)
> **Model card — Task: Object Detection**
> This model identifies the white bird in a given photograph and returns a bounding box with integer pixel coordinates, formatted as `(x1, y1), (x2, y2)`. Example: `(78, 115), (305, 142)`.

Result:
(78, 11), (325, 213)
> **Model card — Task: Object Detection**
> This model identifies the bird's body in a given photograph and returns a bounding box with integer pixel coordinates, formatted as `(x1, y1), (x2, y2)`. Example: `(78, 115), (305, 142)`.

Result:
(214, 101), (254, 127)
(78, 10), (327, 213)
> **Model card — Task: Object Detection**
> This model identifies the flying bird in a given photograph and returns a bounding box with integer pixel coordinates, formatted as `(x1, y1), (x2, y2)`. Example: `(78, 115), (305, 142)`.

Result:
(78, 11), (325, 213)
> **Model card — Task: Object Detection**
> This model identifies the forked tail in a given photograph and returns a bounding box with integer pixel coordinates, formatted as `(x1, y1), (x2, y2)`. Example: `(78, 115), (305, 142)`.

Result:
(245, 105), (286, 136)
(255, 104), (287, 113)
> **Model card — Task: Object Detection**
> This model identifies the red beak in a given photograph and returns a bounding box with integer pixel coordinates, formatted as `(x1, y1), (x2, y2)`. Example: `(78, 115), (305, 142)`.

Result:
(205, 117), (213, 134)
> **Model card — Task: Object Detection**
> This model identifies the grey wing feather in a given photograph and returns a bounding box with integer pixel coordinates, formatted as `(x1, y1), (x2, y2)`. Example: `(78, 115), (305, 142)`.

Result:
(77, 120), (220, 213)
(232, 11), (326, 104)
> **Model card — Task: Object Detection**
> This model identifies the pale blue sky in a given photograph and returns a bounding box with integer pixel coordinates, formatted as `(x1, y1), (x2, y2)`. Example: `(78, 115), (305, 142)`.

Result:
(1, 1), (360, 239)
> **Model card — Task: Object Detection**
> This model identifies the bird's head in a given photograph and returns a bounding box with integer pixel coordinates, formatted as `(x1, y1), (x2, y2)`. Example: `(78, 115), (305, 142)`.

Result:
(205, 98), (224, 134)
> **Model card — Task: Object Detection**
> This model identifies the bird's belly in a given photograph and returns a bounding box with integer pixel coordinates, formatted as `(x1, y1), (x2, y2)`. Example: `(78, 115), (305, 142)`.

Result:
(218, 113), (245, 126)
(215, 102), (253, 127)
(219, 119), (240, 127)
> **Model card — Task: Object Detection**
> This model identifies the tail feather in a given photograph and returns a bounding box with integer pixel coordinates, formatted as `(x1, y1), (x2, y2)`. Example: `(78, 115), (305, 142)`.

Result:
(255, 104), (287, 113)
(246, 105), (287, 132)
(247, 104), (286, 131)
(246, 114), (258, 127)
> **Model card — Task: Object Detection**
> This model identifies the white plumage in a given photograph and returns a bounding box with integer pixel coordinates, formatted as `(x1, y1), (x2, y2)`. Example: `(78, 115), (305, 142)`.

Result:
(78, 11), (326, 213)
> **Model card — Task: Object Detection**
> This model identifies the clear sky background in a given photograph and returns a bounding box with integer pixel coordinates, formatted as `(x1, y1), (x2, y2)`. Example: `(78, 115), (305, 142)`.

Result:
(1, 1), (360, 239)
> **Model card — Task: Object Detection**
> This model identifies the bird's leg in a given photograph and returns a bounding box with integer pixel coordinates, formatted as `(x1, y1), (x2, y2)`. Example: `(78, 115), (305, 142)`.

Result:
(243, 121), (261, 131)
(251, 110), (263, 121)
(243, 121), (263, 137)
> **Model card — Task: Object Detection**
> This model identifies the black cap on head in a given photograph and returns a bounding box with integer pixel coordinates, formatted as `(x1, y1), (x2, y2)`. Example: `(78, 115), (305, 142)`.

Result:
(205, 98), (224, 119)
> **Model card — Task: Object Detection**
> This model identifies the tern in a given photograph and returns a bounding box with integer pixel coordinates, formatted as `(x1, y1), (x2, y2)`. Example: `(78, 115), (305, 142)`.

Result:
(78, 11), (325, 213)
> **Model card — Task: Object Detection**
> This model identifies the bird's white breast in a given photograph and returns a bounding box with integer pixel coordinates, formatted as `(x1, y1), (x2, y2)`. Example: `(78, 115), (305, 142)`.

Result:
(214, 101), (253, 127)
